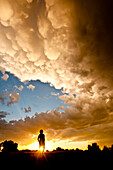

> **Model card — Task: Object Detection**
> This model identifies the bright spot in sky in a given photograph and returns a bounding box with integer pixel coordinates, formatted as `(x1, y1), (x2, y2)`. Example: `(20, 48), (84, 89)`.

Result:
(39, 146), (44, 152)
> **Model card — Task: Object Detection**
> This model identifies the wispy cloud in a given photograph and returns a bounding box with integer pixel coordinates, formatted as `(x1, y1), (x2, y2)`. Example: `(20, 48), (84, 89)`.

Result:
(0, 90), (8, 105)
(0, 94), (7, 105)
(14, 85), (24, 91)
(51, 92), (59, 96)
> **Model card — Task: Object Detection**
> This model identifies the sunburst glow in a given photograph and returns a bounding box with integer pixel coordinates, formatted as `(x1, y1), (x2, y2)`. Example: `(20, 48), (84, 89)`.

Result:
(39, 146), (44, 152)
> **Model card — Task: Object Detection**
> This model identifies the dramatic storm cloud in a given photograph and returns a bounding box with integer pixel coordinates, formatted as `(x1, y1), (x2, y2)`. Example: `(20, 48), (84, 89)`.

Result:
(0, 0), (113, 149)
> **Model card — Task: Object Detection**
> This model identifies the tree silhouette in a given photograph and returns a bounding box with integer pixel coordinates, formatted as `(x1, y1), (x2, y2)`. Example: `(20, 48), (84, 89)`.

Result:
(0, 140), (18, 152)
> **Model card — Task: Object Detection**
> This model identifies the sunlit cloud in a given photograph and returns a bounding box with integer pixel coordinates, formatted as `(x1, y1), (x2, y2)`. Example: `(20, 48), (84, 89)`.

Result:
(51, 92), (59, 96)
(27, 84), (35, 91)
(1, 73), (9, 81)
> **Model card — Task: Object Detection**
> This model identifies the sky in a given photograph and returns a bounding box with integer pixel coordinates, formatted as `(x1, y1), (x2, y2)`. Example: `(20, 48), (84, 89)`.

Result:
(0, 0), (113, 151)
(0, 71), (70, 121)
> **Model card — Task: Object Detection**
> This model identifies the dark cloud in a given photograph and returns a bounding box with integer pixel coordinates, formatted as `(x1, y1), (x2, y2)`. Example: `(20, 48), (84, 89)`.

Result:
(0, 97), (113, 146)
(70, 0), (113, 86)
(24, 106), (31, 113)
(0, 111), (10, 119)
(0, 93), (7, 105)
(0, 90), (8, 105)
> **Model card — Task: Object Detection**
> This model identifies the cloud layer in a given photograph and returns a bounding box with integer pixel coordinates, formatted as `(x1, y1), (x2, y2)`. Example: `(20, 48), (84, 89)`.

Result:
(1, 105), (113, 147)
(0, 0), (113, 148)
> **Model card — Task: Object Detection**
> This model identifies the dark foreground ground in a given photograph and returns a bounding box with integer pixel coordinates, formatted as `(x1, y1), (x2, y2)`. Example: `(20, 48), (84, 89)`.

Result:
(0, 151), (113, 169)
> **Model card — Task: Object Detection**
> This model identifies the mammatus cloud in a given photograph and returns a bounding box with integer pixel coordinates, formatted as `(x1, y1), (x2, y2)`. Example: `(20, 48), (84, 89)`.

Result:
(0, 0), (112, 90)
(0, 0), (112, 94)
(27, 84), (35, 91)
(0, 0), (113, 147)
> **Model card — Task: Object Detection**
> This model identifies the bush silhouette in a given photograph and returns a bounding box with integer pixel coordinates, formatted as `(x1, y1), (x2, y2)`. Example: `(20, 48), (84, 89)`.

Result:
(1, 140), (18, 152)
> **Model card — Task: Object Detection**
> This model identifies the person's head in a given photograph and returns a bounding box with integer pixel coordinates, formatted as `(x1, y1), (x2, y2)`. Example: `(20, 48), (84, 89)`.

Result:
(40, 129), (43, 134)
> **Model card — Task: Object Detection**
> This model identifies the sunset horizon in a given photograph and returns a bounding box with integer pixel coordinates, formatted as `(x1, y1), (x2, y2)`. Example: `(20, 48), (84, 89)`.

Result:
(1, 0), (113, 156)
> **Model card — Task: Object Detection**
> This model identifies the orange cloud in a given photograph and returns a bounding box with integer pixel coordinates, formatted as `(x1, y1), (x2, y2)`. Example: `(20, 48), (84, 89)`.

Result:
(0, 102), (113, 148)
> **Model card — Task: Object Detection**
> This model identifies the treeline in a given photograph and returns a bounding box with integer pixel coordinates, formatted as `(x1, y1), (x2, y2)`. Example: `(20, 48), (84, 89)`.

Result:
(53, 143), (113, 153)
(1, 140), (113, 153)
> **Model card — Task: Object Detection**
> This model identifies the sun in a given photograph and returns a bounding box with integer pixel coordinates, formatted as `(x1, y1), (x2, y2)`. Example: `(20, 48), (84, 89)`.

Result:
(39, 146), (44, 152)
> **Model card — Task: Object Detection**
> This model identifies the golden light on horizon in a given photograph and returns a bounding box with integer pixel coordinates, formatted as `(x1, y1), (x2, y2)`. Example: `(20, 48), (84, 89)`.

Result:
(18, 140), (52, 151)
(18, 139), (96, 151)
(18, 142), (38, 151)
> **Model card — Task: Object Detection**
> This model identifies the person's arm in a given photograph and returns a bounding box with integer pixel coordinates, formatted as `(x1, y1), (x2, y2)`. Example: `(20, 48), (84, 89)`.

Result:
(38, 135), (40, 142)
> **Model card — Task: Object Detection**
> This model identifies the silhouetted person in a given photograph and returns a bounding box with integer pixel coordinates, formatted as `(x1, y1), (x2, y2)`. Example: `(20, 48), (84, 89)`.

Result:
(38, 129), (45, 151)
